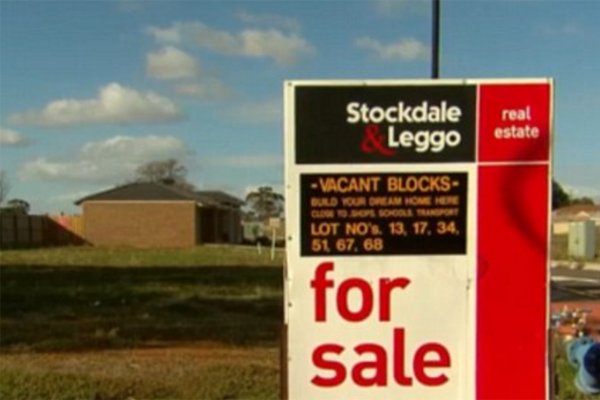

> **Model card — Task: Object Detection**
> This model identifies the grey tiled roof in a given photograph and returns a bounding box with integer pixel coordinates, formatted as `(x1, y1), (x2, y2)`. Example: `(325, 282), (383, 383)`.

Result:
(75, 182), (244, 208)
(195, 191), (245, 207)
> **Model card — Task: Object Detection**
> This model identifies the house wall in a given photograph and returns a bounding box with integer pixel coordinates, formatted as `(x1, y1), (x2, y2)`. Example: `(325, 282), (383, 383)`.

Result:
(83, 201), (197, 248)
(198, 208), (217, 243)
(220, 209), (243, 243)
(553, 217), (600, 235)
(553, 221), (569, 235)
(197, 208), (242, 244)
(229, 209), (243, 243)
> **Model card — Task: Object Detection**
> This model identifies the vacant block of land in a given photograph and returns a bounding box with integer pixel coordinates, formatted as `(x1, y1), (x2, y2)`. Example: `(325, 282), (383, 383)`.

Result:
(0, 246), (284, 400)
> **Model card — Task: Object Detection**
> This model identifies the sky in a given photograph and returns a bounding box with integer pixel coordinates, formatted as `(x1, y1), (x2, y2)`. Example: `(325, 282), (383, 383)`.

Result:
(0, 0), (599, 214)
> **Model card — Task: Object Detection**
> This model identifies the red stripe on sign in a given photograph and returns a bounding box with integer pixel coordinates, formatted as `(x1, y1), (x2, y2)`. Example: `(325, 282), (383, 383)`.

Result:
(477, 165), (549, 400)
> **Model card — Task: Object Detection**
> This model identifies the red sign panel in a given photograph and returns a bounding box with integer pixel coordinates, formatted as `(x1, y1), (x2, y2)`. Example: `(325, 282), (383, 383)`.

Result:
(479, 84), (551, 162)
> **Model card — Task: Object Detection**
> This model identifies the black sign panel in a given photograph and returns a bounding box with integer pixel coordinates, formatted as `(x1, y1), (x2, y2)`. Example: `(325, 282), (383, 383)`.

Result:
(295, 85), (476, 164)
(300, 172), (468, 256)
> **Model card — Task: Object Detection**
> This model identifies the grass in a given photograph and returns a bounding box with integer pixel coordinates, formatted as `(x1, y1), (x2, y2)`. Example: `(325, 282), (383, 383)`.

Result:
(0, 244), (285, 267)
(554, 358), (597, 400)
(1, 266), (282, 351)
(552, 234), (568, 259)
(1, 246), (284, 352)
(552, 335), (597, 400)
(0, 359), (280, 400)
(0, 245), (284, 399)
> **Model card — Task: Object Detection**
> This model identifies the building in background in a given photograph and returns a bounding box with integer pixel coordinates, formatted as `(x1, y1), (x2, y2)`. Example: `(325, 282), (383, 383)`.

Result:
(75, 182), (244, 248)
(553, 204), (600, 234)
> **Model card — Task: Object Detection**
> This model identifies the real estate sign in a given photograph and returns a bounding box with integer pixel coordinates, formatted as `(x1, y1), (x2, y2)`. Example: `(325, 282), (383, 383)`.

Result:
(284, 79), (553, 400)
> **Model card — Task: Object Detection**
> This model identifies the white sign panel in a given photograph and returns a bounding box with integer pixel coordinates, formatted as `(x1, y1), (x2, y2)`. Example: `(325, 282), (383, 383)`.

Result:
(284, 79), (552, 400)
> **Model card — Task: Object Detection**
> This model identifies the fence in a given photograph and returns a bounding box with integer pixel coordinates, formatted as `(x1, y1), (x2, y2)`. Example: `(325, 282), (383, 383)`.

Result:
(0, 214), (86, 249)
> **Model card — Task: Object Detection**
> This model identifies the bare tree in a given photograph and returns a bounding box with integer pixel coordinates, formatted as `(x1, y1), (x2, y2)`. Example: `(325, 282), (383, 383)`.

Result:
(133, 159), (195, 192)
(0, 170), (10, 204)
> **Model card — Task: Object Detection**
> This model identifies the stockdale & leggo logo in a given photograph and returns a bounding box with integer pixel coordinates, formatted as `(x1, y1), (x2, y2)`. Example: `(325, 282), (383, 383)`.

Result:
(346, 101), (463, 155)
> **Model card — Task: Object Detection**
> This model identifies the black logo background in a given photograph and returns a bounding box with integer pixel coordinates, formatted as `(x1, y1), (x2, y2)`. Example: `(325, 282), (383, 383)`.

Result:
(294, 85), (476, 164)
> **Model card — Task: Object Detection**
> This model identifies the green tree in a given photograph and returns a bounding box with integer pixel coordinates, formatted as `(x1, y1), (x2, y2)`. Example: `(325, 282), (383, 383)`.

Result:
(570, 196), (595, 206)
(552, 180), (571, 210)
(245, 186), (284, 220)
(6, 198), (30, 214)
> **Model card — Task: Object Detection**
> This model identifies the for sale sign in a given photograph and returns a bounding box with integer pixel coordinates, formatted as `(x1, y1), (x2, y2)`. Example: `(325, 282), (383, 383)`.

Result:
(284, 79), (553, 400)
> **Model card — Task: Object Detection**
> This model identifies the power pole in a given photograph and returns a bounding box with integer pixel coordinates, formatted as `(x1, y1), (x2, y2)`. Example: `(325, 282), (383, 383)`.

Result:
(432, 0), (441, 79)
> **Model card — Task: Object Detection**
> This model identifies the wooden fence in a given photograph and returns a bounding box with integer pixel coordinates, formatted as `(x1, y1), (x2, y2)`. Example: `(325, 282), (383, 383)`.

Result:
(0, 214), (86, 249)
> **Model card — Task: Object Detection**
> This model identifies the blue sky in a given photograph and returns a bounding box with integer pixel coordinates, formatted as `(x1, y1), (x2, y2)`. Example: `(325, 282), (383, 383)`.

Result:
(1, 0), (599, 213)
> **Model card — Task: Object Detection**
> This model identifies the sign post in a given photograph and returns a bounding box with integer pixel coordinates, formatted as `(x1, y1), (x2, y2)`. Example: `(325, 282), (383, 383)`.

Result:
(284, 79), (553, 400)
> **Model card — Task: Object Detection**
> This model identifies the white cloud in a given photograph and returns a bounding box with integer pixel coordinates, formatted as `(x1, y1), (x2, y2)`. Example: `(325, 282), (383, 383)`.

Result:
(174, 80), (231, 100)
(0, 126), (30, 146)
(146, 22), (314, 65)
(235, 10), (301, 32)
(229, 98), (281, 124)
(145, 46), (230, 100)
(355, 36), (429, 61)
(564, 184), (600, 200)
(50, 190), (97, 202)
(146, 22), (238, 51)
(19, 135), (191, 183)
(375, 0), (428, 16)
(240, 29), (312, 65)
(539, 23), (584, 37)
(375, 0), (406, 15)
(8, 83), (184, 128)
(206, 154), (282, 168)
(146, 46), (200, 80)
(145, 25), (182, 43)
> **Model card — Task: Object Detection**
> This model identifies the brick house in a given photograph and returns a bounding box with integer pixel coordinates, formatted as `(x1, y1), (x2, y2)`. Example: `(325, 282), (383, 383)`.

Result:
(553, 204), (600, 234)
(75, 182), (244, 248)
